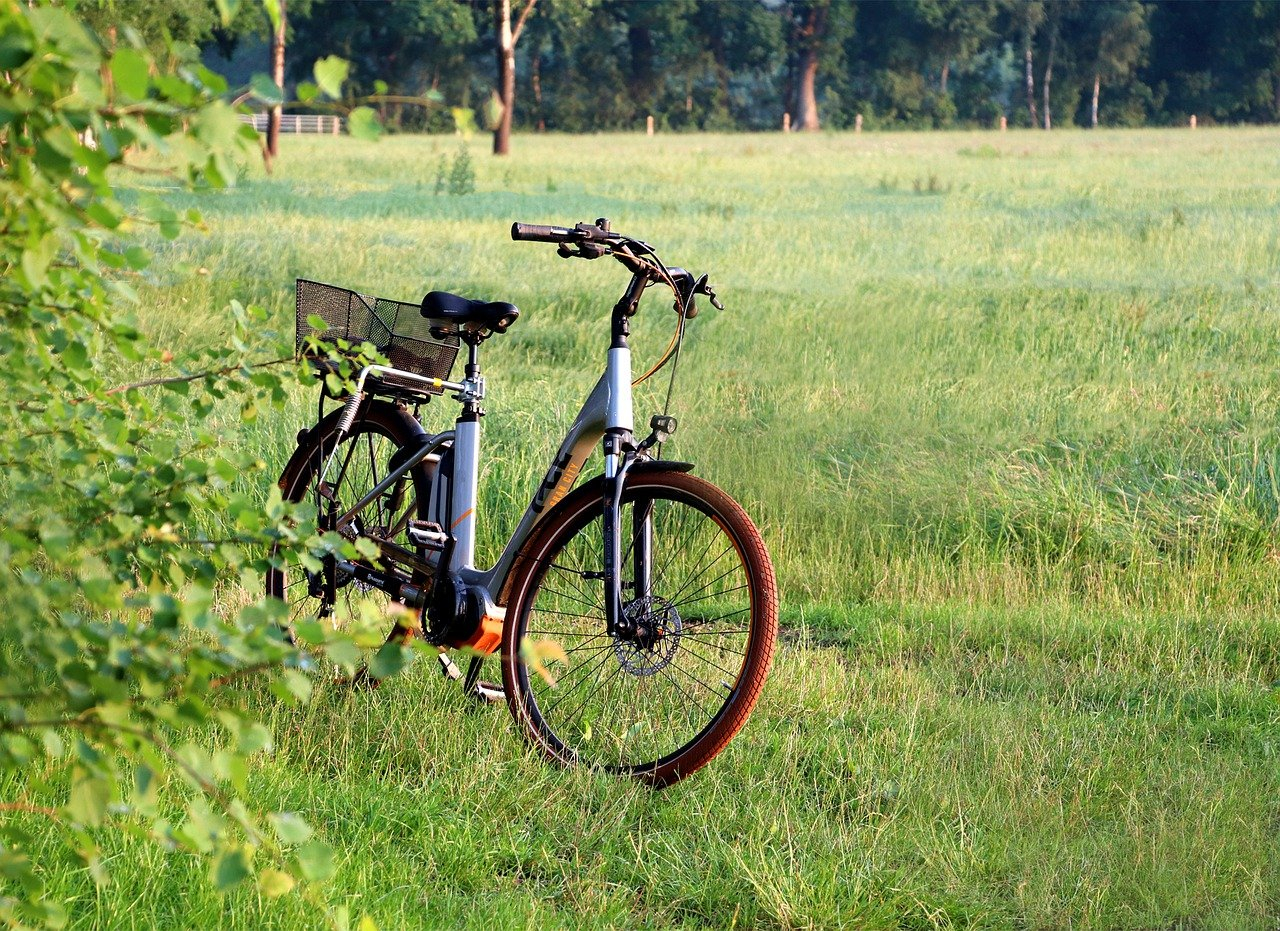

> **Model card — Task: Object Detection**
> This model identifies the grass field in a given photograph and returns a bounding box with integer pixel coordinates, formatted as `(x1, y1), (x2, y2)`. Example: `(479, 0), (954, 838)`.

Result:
(22, 128), (1280, 927)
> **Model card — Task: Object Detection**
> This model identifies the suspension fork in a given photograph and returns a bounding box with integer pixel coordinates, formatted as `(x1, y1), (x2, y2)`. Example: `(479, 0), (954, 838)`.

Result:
(602, 434), (628, 638)
(633, 496), (653, 602)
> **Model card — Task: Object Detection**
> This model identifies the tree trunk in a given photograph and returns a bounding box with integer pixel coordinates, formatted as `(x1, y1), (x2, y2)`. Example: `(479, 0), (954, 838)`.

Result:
(1024, 27), (1037, 128)
(1042, 28), (1056, 130)
(493, 0), (514, 155)
(797, 48), (820, 130)
(267, 0), (286, 160)
(1091, 72), (1100, 128)
(795, 4), (826, 132)
(940, 61), (949, 94)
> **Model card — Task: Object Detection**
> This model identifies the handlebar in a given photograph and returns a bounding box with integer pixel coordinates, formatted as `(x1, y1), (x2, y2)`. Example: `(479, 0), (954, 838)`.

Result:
(510, 222), (576, 243)
(511, 218), (724, 315)
(511, 220), (620, 245)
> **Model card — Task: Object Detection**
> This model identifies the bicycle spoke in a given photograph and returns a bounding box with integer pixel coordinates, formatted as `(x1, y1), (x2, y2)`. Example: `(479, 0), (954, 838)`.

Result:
(536, 585), (601, 613)
(664, 545), (734, 606)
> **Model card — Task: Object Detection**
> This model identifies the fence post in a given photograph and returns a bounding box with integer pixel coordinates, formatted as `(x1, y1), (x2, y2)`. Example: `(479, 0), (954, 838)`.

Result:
(1189, 114), (1197, 129)
(646, 115), (654, 136)
(855, 113), (863, 133)
(782, 112), (791, 133)
(999, 115), (1007, 131)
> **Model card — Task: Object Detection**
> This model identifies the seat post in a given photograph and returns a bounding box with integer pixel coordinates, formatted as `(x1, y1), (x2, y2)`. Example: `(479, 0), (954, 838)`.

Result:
(464, 339), (480, 378)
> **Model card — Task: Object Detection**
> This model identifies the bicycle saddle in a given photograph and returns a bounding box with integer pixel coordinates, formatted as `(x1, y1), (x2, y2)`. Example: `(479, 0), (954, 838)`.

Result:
(421, 290), (519, 333)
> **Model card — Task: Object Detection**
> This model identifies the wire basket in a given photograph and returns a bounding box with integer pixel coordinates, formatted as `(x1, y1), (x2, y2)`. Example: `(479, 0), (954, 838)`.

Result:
(295, 279), (459, 396)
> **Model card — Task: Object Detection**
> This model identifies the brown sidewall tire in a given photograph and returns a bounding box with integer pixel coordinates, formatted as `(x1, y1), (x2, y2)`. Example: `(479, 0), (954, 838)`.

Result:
(500, 470), (778, 787)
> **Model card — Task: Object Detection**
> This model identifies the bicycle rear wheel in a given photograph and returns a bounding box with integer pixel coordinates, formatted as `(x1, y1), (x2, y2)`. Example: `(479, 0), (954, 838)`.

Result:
(266, 400), (432, 682)
(501, 470), (777, 786)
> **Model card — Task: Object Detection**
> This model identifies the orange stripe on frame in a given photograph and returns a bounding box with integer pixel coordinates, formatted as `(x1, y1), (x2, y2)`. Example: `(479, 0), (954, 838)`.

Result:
(451, 508), (474, 530)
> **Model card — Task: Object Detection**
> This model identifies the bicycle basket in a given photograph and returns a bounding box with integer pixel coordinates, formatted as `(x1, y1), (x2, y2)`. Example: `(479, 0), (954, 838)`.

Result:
(295, 279), (459, 396)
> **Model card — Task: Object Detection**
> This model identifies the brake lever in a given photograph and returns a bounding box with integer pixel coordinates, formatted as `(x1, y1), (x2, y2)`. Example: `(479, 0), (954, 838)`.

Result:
(692, 274), (724, 311)
(556, 241), (608, 260)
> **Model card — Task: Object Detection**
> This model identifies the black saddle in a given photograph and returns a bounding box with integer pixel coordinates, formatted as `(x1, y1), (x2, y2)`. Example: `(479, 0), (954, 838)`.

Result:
(421, 290), (519, 334)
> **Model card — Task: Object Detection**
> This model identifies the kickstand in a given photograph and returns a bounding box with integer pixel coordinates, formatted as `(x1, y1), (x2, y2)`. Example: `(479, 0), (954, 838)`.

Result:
(463, 655), (504, 704)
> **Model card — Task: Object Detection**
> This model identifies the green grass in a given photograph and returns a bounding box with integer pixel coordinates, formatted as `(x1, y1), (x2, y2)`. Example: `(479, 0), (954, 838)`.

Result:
(19, 128), (1280, 927)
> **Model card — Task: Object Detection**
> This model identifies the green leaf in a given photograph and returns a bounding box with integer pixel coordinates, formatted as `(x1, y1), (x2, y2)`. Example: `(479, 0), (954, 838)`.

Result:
(259, 869), (295, 898)
(133, 764), (160, 815)
(313, 56), (349, 99)
(295, 840), (335, 882)
(324, 638), (360, 669)
(347, 107), (382, 142)
(0, 32), (33, 70)
(67, 768), (111, 827)
(295, 620), (326, 645)
(20, 233), (58, 289)
(111, 49), (150, 101)
(367, 643), (408, 680)
(482, 91), (504, 132)
(296, 81), (319, 104)
(212, 847), (251, 891)
(269, 812), (314, 846)
(62, 341), (88, 372)
(250, 73), (283, 107)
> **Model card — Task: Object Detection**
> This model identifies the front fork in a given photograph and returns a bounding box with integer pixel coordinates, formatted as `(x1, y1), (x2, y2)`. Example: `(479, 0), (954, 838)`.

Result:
(602, 433), (655, 639)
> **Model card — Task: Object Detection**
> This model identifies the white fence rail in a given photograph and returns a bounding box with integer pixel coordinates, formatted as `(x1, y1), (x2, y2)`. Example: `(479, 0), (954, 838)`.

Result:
(238, 113), (345, 135)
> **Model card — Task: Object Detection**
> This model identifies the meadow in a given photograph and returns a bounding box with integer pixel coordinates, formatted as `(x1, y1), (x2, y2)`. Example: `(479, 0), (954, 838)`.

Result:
(26, 128), (1280, 927)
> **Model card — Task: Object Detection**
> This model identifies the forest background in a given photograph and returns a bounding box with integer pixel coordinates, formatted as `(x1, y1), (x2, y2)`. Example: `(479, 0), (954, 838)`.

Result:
(100, 0), (1280, 139)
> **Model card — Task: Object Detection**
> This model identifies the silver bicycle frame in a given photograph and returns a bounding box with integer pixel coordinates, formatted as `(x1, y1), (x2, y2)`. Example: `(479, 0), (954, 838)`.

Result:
(330, 343), (634, 601)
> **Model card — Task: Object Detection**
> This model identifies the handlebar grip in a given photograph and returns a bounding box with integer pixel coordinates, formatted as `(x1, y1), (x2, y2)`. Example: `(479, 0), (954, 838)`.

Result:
(511, 222), (575, 243)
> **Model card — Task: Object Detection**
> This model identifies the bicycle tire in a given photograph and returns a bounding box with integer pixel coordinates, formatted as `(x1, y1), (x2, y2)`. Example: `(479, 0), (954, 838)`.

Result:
(500, 469), (777, 786)
(266, 399), (433, 681)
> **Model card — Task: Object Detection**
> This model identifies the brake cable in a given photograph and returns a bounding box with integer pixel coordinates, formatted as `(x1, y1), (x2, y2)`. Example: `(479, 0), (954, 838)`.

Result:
(624, 238), (688, 391)
(620, 238), (691, 459)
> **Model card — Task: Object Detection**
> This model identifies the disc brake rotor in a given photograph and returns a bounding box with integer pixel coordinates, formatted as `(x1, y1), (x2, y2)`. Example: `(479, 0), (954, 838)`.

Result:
(614, 596), (682, 676)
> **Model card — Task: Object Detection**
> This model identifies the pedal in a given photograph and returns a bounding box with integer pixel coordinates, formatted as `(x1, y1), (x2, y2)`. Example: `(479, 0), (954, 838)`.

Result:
(472, 680), (505, 704)
(407, 520), (448, 550)
(437, 652), (463, 681)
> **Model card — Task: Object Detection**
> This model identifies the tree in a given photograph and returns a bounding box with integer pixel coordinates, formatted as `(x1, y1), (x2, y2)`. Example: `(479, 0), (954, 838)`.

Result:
(785, 0), (855, 131)
(267, 0), (286, 159)
(493, 0), (538, 154)
(286, 1), (473, 131)
(0, 3), (391, 923)
(1015, 0), (1046, 126)
(912, 0), (998, 94)
(791, 0), (828, 130)
(1084, 1), (1150, 127)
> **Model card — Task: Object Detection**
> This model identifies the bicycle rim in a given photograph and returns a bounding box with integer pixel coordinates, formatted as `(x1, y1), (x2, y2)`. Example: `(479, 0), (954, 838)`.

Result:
(266, 406), (430, 678)
(504, 471), (777, 784)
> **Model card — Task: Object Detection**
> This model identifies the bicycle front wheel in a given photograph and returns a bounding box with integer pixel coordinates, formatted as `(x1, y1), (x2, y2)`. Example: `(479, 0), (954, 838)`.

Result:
(501, 470), (777, 786)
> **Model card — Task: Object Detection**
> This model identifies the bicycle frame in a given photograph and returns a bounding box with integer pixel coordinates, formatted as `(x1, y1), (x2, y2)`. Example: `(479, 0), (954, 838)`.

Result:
(322, 267), (649, 642)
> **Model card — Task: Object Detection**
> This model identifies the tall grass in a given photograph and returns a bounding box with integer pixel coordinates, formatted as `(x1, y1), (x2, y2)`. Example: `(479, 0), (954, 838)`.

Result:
(133, 126), (1280, 614)
(25, 127), (1275, 928)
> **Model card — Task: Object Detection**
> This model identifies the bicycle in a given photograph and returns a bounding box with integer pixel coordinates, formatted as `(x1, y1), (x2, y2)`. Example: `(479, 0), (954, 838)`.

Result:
(266, 219), (778, 786)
